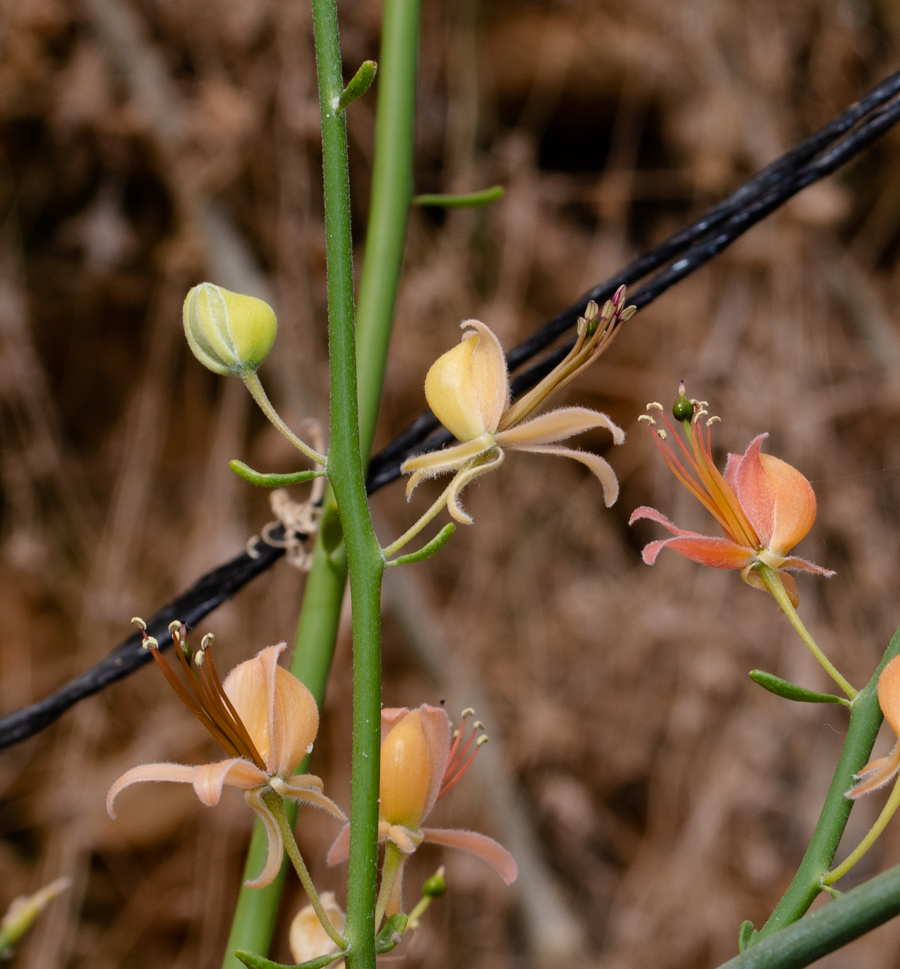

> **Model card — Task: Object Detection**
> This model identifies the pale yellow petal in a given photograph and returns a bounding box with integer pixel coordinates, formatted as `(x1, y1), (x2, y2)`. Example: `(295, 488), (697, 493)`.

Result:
(424, 334), (486, 441)
(269, 665), (319, 778)
(509, 443), (619, 506)
(462, 320), (509, 435)
(380, 711), (431, 829)
(223, 645), (280, 764)
(106, 762), (195, 819)
(496, 406), (624, 447)
(289, 892), (346, 966)
(446, 449), (505, 524)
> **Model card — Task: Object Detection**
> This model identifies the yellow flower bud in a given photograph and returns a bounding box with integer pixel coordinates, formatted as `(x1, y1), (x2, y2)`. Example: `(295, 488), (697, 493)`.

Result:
(380, 710), (432, 830)
(183, 283), (277, 376)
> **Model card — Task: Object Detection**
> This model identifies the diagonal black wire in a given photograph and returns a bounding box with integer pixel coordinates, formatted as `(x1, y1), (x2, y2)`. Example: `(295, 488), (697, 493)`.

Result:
(2, 70), (899, 751)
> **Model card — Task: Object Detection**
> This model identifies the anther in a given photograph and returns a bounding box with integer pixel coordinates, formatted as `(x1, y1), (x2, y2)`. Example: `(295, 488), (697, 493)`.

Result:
(201, 633), (214, 650)
(143, 636), (159, 650)
(131, 617), (147, 631)
(168, 620), (182, 636)
(473, 720), (484, 730)
(584, 300), (599, 320)
(476, 735), (489, 746)
(706, 416), (721, 426)
(657, 429), (668, 440)
(621, 305), (637, 321)
(637, 414), (656, 425)
(452, 729), (460, 739)
(194, 650), (206, 667)
(646, 402), (664, 412)
(461, 707), (475, 718)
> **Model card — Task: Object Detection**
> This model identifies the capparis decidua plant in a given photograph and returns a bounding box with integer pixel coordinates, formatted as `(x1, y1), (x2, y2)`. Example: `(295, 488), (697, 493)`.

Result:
(69, 1), (900, 965)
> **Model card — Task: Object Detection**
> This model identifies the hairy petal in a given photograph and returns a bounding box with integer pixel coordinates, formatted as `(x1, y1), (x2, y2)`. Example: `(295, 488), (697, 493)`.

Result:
(269, 665), (319, 778)
(642, 535), (755, 569)
(272, 776), (346, 820)
(244, 788), (285, 888)
(509, 443), (619, 506)
(879, 655), (900, 736)
(418, 705), (452, 819)
(496, 406), (624, 447)
(326, 823), (351, 866)
(422, 828), (518, 884)
(193, 758), (268, 805)
(847, 743), (900, 799)
(401, 436), (494, 488)
(107, 762), (195, 819)
(775, 555), (836, 577)
(446, 449), (504, 524)
(224, 644), (282, 765)
(462, 320), (509, 434)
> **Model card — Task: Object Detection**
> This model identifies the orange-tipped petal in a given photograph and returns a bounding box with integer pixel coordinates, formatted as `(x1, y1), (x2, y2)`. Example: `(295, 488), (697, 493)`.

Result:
(495, 406), (624, 448)
(244, 788), (285, 888)
(327, 823), (351, 866)
(510, 443), (619, 506)
(847, 742), (900, 799)
(734, 435), (816, 555)
(422, 827), (518, 884)
(193, 758), (268, 805)
(878, 654), (900, 735)
(106, 762), (195, 819)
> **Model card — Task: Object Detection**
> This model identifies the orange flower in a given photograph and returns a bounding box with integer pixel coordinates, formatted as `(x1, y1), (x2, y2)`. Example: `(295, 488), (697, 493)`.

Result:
(629, 387), (833, 604)
(401, 293), (632, 523)
(327, 706), (517, 915)
(848, 654), (900, 799)
(107, 628), (344, 888)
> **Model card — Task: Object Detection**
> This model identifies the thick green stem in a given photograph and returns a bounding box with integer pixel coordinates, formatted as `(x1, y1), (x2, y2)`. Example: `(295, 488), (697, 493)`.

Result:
(718, 863), (900, 969)
(755, 564), (857, 699)
(754, 622), (900, 942)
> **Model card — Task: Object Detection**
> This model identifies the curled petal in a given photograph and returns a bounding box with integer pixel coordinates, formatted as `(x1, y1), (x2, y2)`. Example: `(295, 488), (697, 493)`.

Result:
(385, 824), (422, 854)
(422, 827), (518, 884)
(271, 775), (346, 820)
(193, 758), (268, 805)
(774, 555), (835, 577)
(847, 742), (900, 799)
(107, 762), (195, 819)
(244, 788), (285, 888)
(326, 822), (351, 866)
(402, 436), (495, 495)
(642, 534), (756, 569)
(495, 406), (624, 448)
(509, 443), (619, 507)
(446, 449), (505, 524)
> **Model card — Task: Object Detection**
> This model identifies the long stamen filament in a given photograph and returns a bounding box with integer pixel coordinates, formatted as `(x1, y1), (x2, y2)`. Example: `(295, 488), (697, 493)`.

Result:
(200, 646), (267, 770)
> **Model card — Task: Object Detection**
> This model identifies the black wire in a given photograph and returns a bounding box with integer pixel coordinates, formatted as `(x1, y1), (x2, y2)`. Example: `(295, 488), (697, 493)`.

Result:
(2, 71), (899, 751)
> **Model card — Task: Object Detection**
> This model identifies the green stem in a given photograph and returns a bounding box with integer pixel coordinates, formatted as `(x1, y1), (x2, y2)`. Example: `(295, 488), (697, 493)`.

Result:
(373, 842), (405, 932)
(241, 371), (327, 465)
(717, 863), (900, 969)
(354, 0), (422, 461)
(382, 480), (455, 557)
(309, 3), (386, 969)
(755, 564), (857, 699)
(754, 622), (900, 942)
(260, 789), (348, 950)
(826, 776), (900, 884)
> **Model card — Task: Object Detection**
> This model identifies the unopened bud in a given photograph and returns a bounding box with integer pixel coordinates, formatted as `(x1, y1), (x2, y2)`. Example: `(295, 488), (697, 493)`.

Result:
(183, 283), (277, 376)
(422, 867), (446, 898)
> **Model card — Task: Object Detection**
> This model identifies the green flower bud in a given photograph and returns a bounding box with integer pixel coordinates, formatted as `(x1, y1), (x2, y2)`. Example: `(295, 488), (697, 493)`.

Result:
(183, 283), (277, 376)
(672, 380), (694, 422)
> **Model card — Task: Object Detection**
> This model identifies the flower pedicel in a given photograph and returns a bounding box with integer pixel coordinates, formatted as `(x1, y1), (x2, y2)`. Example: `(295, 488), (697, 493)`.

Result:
(107, 623), (345, 888)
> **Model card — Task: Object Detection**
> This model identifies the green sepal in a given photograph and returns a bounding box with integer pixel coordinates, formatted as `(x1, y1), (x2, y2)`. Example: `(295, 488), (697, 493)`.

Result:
(375, 914), (408, 953)
(320, 504), (344, 554)
(738, 920), (759, 953)
(337, 60), (377, 111)
(412, 186), (504, 208)
(233, 949), (344, 969)
(749, 670), (851, 707)
(230, 460), (324, 488)
(385, 524), (455, 567)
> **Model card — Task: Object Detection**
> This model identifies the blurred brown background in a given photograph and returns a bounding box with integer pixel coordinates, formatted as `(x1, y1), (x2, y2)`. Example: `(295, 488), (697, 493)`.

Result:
(2, 0), (900, 966)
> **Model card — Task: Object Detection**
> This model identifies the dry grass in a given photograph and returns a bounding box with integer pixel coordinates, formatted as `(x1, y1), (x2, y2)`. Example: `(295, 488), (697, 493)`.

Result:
(3, 0), (900, 966)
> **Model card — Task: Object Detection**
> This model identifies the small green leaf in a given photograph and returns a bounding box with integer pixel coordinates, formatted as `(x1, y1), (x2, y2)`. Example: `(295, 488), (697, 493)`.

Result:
(412, 186), (504, 208)
(337, 60), (377, 111)
(738, 920), (759, 953)
(749, 670), (850, 706)
(385, 524), (455, 567)
(233, 949), (344, 969)
(320, 504), (344, 554)
(375, 914), (408, 953)
(230, 460), (324, 488)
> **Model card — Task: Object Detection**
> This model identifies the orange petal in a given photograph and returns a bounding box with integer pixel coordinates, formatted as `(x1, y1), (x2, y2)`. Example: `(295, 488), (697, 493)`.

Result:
(509, 443), (619, 506)
(495, 406), (624, 447)
(244, 788), (285, 888)
(422, 827), (518, 884)
(879, 655), (900, 736)
(847, 742), (900, 799)
(380, 711), (432, 829)
(269, 665), (319, 778)
(418, 705), (451, 820)
(106, 762), (195, 819)
(193, 758), (268, 805)
(734, 435), (816, 555)
(382, 708), (411, 736)
(326, 822), (351, 866)
(224, 645), (279, 765)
